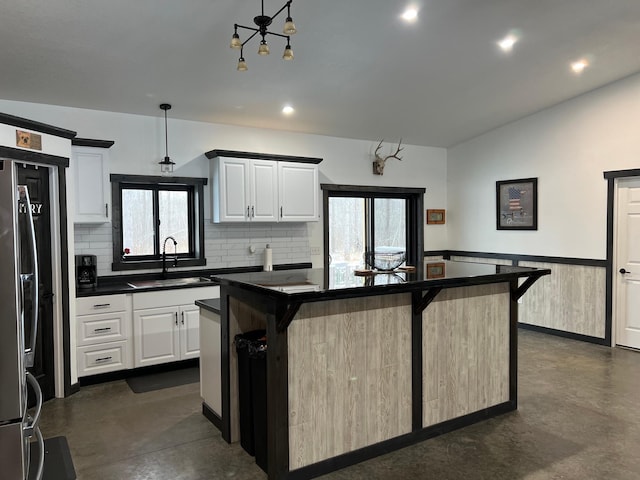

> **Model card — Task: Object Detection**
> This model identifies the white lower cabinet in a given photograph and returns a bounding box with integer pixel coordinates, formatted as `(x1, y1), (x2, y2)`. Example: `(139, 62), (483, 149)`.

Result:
(133, 304), (200, 367)
(181, 305), (202, 360)
(77, 341), (129, 376)
(132, 287), (219, 368)
(76, 287), (219, 375)
(76, 294), (133, 377)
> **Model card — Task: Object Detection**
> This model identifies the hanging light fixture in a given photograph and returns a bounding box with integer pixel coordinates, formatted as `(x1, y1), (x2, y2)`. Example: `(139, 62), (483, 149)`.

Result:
(229, 0), (296, 70)
(158, 103), (175, 174)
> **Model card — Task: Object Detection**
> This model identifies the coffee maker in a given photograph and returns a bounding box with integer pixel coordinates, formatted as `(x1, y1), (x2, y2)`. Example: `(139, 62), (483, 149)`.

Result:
(75, 254), (97, 289)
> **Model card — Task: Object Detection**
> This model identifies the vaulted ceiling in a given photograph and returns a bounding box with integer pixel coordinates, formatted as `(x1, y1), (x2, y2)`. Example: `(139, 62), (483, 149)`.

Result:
(2, 0), (639, 147)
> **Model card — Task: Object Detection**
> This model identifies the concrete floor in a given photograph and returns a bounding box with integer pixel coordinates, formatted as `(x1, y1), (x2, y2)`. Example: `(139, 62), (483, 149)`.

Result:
(40, 329), (640, 479)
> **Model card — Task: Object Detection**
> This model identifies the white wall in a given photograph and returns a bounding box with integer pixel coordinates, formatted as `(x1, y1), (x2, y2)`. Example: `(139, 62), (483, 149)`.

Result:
(0, 99), (448, 268)
(447, 72), (640, 259)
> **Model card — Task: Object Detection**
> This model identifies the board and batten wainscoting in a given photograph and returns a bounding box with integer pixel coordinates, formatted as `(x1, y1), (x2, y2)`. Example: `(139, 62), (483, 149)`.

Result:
(426, 251), (608, 345)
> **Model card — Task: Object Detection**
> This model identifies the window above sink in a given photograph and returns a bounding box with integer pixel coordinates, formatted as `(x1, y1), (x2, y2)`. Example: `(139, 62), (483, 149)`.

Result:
(110, 174), (207, 272)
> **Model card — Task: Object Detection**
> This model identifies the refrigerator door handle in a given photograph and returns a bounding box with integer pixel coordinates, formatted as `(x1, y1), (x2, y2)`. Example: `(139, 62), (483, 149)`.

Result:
(18, 185), (39, 369)
(24, 371), (44, 480)
(24, 371), (43, 430)
(30, 426), (45, 480)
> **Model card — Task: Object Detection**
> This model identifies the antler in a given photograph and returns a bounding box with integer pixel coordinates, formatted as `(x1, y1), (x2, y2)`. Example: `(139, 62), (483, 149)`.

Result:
(374, 139), (403, 163)
(385, 139), (403, 162)
(374, 139), (385, 160)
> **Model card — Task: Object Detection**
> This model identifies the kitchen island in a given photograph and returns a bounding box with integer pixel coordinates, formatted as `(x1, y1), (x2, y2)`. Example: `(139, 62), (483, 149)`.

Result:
(207, 261), (550, 480)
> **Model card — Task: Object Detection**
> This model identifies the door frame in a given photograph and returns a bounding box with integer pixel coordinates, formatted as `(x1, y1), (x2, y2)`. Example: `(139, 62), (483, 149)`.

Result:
(604, 168), (640, 347)
(1, 146), (73, 397)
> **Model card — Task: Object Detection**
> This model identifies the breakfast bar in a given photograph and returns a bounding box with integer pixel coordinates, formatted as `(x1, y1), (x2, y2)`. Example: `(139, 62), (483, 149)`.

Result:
(210, 261), (551, 480)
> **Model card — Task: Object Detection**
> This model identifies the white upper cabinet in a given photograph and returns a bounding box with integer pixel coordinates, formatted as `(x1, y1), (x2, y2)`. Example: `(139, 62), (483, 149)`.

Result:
(251, 160), (279, 222)
(208, 150), (321, 223)
(211, 157), (278, 222)
(213, 157), (250, 222)
(278, 161), (319, 222)
(71, 141), (113, 224)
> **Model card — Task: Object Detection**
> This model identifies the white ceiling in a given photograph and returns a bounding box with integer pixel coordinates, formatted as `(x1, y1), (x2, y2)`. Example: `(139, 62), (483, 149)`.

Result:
(2, 0), (639, 148)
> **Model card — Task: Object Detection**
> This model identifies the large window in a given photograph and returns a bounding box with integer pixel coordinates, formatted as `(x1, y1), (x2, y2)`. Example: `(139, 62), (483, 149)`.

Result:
(111, 174), (207, 271)
(322, 184), (425, 280)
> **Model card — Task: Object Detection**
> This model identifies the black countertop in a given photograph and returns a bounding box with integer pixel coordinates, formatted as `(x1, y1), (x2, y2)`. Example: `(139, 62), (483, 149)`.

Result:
(214, 260), (551, 302)
(75, 262), (312, 297)
(195, 298), (221, 314)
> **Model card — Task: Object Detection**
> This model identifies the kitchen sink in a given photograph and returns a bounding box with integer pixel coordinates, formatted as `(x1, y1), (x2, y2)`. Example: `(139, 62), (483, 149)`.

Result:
(127, 277), (213, 289)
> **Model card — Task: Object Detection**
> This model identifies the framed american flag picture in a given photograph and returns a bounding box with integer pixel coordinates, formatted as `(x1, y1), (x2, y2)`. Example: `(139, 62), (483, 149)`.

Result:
(496, 177), (538, 230)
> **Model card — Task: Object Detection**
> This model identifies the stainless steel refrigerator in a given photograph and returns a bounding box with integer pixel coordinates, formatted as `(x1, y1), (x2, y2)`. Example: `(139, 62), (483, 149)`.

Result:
(0, 158), (45, 480)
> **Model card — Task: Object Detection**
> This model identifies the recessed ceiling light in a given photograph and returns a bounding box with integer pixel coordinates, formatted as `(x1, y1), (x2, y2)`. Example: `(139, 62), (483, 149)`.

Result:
(401, 7), (418, 22)
(282, 105), (295, 115)
(497, 34), (518, 52)
(571, 59), (589, 74)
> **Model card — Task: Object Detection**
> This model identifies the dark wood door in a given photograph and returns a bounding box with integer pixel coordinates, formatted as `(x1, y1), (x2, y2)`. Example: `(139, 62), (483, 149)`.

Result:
(18, 163), (55, 402)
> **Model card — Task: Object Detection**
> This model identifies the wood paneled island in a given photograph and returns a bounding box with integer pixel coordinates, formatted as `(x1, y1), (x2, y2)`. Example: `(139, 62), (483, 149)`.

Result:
(207, 261), (550, 479)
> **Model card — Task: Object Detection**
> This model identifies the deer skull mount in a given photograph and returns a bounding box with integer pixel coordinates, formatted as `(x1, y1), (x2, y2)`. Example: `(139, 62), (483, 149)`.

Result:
(373, 139), (403, 175)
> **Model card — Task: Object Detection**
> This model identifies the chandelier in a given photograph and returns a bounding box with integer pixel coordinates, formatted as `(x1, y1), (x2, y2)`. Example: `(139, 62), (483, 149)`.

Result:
(230, 0), (297, 71)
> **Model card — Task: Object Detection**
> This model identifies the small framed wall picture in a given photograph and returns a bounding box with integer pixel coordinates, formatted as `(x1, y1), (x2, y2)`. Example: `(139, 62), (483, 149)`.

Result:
(496, 177), (538, 230)
(426, 262), (446, 279)
(426, 209), (445, 224)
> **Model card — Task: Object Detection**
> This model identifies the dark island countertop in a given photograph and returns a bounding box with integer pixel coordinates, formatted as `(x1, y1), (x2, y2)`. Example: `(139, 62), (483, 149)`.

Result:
(195, 298), (221, 314)
(213, 260), (551, 303)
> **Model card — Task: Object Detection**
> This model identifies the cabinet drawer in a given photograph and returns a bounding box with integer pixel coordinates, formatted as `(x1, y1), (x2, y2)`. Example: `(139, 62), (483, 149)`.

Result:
(77, 311), (129, 346)
(77, 341), (130, 377)
(77, 294), (128, 315)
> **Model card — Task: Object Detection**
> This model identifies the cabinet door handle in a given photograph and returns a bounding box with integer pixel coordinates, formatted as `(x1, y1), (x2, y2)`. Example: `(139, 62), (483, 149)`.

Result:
(251, 206), (254, 218)
(175, 312), (178, 326)
(93, 303), (110, 309)
(280, 206), (283, 218)
(93, 327), (112, 333)
(247, 206), (250, 218)
(105, 203), (109, 218)
(95, 356), (112, 363)
(181, 311), (185, 325)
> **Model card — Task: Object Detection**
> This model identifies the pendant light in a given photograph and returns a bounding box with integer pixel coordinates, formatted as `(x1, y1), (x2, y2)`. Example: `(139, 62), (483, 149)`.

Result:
(158, 103), (175, 174)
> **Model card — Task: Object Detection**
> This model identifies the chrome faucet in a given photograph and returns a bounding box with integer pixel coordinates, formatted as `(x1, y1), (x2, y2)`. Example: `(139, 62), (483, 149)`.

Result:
(162, 236), (178, 278)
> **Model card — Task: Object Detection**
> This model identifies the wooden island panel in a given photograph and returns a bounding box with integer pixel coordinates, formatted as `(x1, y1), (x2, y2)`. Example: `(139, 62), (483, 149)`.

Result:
(422, 283), (511, 427)
(287, 294), (413, 470)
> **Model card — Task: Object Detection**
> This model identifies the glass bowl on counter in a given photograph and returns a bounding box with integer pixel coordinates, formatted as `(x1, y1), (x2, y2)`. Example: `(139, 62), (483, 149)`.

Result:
(364, 247), (406, 271)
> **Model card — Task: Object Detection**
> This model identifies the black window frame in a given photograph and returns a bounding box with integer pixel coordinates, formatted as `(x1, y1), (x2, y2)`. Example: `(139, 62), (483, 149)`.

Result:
(110, 174), (207, 272)
(321, 184), (425, 273)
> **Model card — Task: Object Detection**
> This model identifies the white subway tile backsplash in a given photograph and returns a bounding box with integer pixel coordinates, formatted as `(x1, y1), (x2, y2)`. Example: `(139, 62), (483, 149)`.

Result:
(75, 218), (311, 276)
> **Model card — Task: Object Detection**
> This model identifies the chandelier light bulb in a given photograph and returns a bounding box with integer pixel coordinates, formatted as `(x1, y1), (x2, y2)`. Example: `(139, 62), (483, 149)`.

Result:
(283, 44), (294, 60)
(237, 57), (248, 71)
(258, 40), (270, 55)
(283, 17), (297, 35)
(230, 33), (242, 49)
